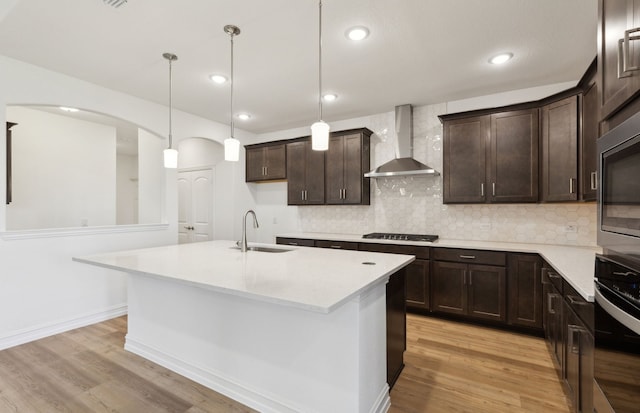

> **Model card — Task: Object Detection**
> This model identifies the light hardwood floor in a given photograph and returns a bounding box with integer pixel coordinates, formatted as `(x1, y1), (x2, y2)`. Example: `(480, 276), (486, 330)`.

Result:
(0, 314), (570, 412)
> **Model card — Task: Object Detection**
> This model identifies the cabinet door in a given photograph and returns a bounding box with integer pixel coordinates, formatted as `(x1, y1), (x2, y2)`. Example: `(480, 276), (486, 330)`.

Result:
(305, 142), (326, 204)
(325, 135), (345, 204)
(598, 0), (640, 119)
(545, 286), (564, 369)
(406, 259), (430, 310)
(581, 80), (599, 201)
(443, 116), (489, 203)
(541, 96), (579, 202)
(489, 109), (539, 203)
(431, 261), (467, 315)
(508, 254), (543, 329)
(343, 134), (364, 204)
(264, 144), (286, 180)
(286, 141), (307, 205)
(467, 264), (506, 322)
(246, 147), (265, 182)
(579, 327), (594, 413)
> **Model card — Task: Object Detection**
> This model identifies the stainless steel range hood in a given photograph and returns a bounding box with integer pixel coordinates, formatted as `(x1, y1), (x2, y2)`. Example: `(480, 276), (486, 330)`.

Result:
(364, 104), (440, 178)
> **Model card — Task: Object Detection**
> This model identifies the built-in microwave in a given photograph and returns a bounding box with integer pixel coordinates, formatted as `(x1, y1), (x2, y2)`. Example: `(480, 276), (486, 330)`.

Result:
(598, 110), (640, 265)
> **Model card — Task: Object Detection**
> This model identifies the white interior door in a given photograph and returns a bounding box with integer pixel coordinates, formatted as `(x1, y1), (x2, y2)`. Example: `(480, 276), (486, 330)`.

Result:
(178, 169), (214, 243)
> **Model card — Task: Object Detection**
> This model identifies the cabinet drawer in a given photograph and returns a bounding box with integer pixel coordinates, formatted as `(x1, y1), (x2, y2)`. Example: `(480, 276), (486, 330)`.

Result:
(315, 240), (359, 250)
(358, 243), (430, 259)
(563, 280), (593, 332)
(275, 237), (315, 247)
(542, 267), (564, 293)
(432, 248), (506, 266)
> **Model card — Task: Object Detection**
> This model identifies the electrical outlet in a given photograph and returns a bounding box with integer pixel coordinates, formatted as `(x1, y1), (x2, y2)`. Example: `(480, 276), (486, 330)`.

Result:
(565, 225), (577, 233)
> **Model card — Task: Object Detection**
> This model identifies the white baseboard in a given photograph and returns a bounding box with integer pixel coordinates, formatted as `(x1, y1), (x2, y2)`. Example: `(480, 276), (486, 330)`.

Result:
(370, 384), (391, 413)
(0, 304), (128, 350)
(125, 337), (302, 413)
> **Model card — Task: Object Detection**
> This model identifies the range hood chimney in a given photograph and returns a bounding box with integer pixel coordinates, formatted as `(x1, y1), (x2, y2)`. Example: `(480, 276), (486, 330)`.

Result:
(364, 104), (440, 178)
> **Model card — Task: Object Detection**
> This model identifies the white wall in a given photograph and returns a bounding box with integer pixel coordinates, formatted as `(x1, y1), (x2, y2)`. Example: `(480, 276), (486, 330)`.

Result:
(6, 106), (116, 229)
(0, 55), (254, 349)
(138, 129), (165, 224)
(249, 82), (598, 247)
(116, 153), (138, 225)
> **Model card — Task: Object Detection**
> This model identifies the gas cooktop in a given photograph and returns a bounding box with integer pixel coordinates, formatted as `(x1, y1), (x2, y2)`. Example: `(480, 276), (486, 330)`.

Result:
(362, 233), (438, 242)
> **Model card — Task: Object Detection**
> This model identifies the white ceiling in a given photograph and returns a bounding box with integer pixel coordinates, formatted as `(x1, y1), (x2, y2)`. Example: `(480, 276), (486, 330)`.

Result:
(0, 0), (598, 134)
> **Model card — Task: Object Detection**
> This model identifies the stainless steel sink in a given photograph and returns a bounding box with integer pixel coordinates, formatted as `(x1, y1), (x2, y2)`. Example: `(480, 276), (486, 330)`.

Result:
(230, 246), (292, 253)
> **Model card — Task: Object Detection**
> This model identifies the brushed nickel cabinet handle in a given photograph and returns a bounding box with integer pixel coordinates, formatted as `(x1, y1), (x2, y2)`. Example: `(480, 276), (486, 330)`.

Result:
(264, 166), (268, 176)
(548, 272), (561, 279)
(623, 28), (640, 72)
(492, 182), (496, 197)
(567, 295), (588, 306)
(330, 245), (342, 249)
(481, 183), (484, 197)
(569, 178), (576, 194)
(590, 171), (597, 191)
(459, 255), (476, 260)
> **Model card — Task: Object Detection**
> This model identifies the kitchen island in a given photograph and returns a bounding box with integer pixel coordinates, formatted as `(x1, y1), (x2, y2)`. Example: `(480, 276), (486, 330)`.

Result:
(74, 240), (414, 413)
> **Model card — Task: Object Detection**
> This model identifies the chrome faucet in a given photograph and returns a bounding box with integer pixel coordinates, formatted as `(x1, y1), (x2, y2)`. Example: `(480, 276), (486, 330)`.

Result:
(239, 210), (259, 252)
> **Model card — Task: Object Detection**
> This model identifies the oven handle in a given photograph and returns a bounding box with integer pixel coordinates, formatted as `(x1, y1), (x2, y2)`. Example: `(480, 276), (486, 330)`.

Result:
(595, 285), (640, 335)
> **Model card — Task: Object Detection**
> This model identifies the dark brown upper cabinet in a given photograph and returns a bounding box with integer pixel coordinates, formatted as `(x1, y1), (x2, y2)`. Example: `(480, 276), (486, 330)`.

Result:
(245, 142), (286, 182)
(6, 122), (16, 205)
(598, 0), (640, 121)
(541, 96), (579, 202)
(442, 116), (488, 203)
(286, 138), (325, 205)
(579, 59), (599, 201)
(325, 129), (371, 205)
(442, 108), (538, 204)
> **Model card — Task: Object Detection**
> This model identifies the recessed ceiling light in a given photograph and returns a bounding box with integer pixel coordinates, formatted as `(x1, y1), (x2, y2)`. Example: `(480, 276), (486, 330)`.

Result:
(323, 93), (338, 102)
(209, 74), (228, 84)
(489, 53), (513, 65)
(237, 113), (251, 121)
(346, 26), (370, 41)
(59, 106), (79, 112)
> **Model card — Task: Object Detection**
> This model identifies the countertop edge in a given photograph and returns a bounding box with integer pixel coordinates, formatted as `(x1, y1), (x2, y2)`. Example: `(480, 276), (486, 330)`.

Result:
(276, 233), (600, 302)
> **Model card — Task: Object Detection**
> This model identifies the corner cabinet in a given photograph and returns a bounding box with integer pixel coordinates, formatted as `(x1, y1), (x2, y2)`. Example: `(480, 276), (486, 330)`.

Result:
(245, 142), (286, 182)
(286, 138), (325, 205)
(507, 254), (543, 329)
(541, 95), (579, 202)
(598, 0), (640, 120)
(441, 108), (539, 204)
(325, 129), (372, 205)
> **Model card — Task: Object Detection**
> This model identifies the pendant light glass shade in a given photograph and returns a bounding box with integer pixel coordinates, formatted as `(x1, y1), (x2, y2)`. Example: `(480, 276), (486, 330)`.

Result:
(162, 52), (178, 169)
(311, 0), (329, 151)
(224, 25), (241, 162)
(224, 137), (240, 162)
(163, 148), (178, 168)
(311, 120), (330, 150)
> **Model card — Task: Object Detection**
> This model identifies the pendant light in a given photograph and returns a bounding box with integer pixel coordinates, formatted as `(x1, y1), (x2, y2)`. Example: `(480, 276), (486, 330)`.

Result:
(162, 52), (179, 168)
(311, 0), (329, 151)
(224, 25), (241, 162)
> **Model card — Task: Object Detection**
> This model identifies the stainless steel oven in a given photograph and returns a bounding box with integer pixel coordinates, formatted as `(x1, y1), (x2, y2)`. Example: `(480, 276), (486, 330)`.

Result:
(594, 255), (640, 413)
(595, 110), (640, 412)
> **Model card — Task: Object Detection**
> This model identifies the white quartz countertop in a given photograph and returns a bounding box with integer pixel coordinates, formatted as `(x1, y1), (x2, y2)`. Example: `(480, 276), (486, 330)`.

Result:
(277, 233), (602, 302)
(73, 240), (414, 314)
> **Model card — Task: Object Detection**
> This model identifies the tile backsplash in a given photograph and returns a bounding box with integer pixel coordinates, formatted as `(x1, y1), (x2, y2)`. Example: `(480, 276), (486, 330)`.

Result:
(298, 103), (597, 246)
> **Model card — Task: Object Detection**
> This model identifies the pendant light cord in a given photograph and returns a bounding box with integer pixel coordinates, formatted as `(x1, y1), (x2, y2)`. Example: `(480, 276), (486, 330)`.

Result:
(230, 31), (235, 139)
(318, 0), (323, 122)
(168, 57), (173, 149)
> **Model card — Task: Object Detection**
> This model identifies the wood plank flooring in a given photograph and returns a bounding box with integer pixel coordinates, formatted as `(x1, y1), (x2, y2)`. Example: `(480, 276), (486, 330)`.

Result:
(0, 314), (570, 412)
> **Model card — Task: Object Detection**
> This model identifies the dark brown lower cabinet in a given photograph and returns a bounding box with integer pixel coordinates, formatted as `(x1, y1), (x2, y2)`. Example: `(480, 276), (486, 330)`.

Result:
(405, 259), (430, 310)
(542, 266), (594, 413)
(431, 261), (506, 322)
(386, 267), (406, 388)
(508, 254), (543, 329)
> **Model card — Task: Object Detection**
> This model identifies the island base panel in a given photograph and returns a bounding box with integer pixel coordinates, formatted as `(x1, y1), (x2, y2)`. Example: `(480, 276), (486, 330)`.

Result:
(124, 274), (391, 413)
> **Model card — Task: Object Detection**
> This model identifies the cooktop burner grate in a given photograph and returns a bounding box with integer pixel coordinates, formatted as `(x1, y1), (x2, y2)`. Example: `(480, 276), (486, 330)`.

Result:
(362, 233), (438, 242)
